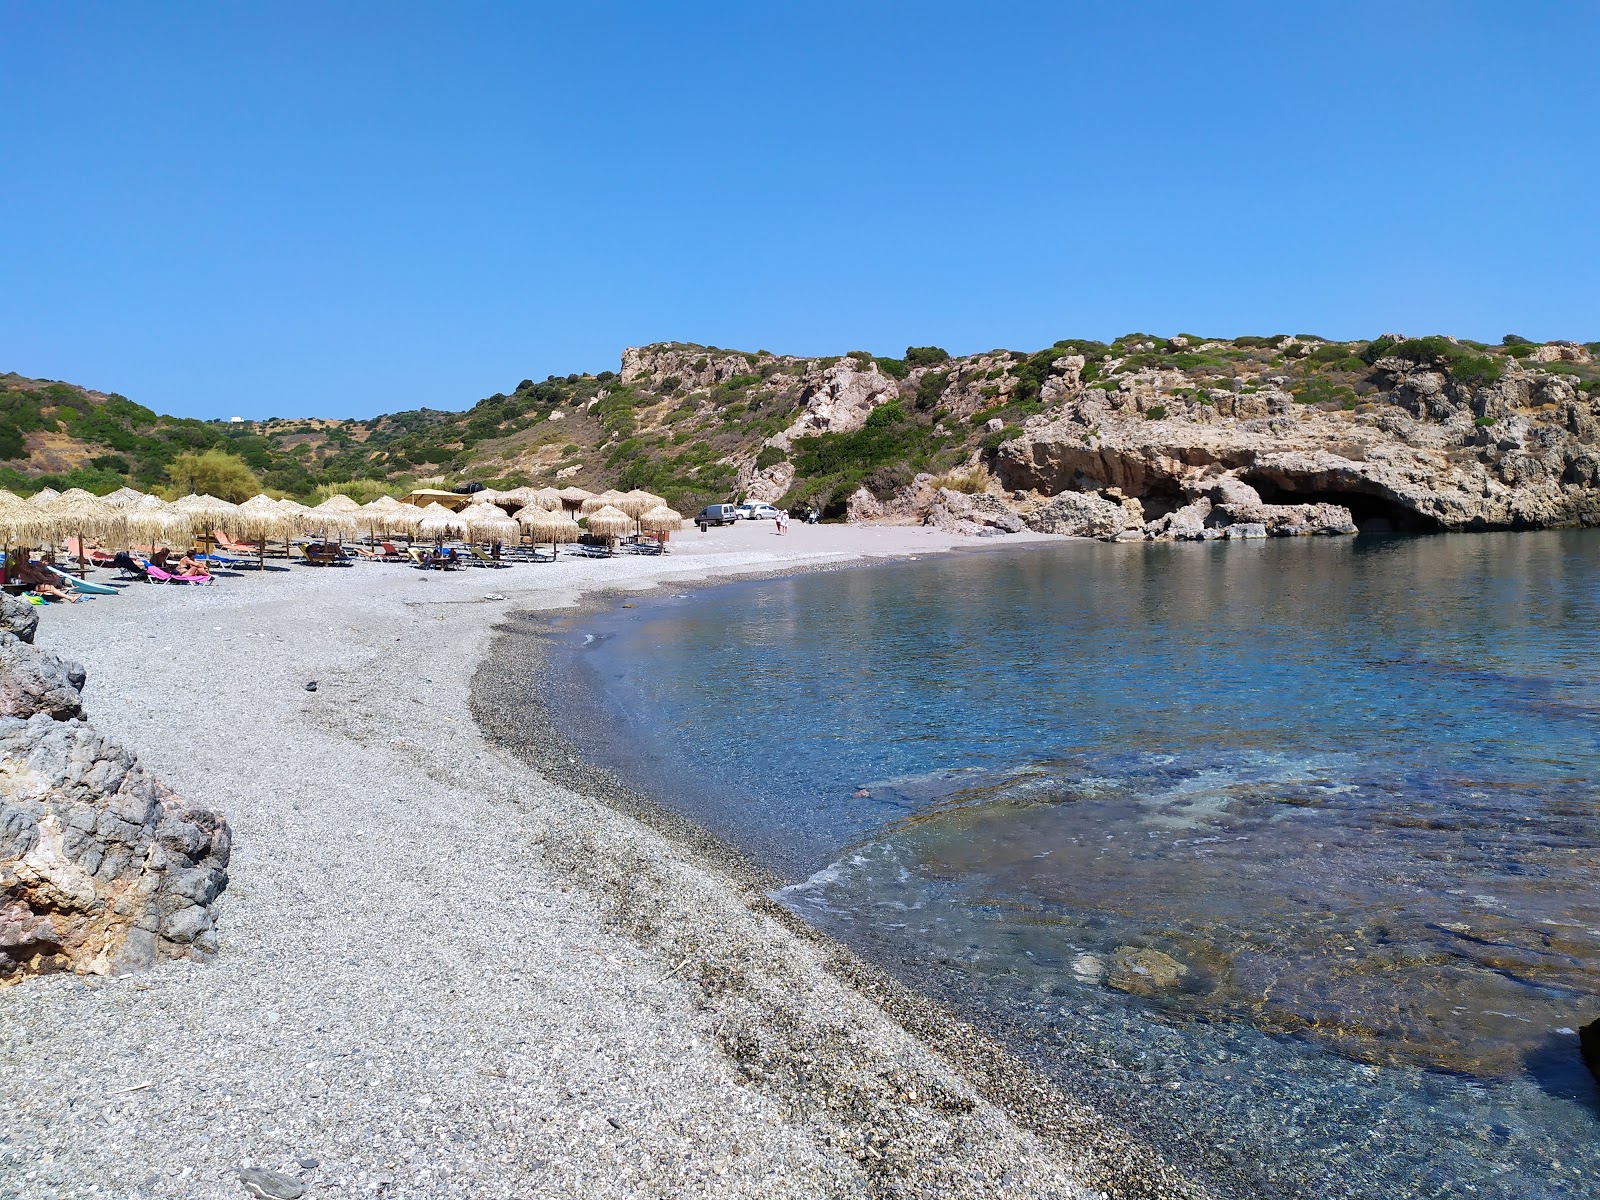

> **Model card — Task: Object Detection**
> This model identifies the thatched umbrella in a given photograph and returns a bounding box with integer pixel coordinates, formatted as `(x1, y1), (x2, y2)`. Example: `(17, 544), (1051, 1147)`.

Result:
(581, 488), (630, 515)
(27, 487), (61, 508)
(584, 503), (633, 556)
(534, 486), (564, 511)
(235, 494), (295, 570)
(416, 501), (469, 543)
(618, 489), (665, 519)
(557, 486), (593, 518)
(0, 490), (48, 583)
(46, 488), (124, 577)
(303, 499), (361, 544)
(459, 501), (519, 546)
(519, 506), (580, 560)
(172, 493), (240, 563)
(639, 504), (683, 532)
(638, 504), (683, 553)
(101, 485), (147, 509)
(123, 494), (189, 551)
(276, 498), (312, 557)
(493, 486), (542, 513)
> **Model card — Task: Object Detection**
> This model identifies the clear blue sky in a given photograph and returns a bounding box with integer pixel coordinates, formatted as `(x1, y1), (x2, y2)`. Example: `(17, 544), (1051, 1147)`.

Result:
(3, 2), (1597, 420)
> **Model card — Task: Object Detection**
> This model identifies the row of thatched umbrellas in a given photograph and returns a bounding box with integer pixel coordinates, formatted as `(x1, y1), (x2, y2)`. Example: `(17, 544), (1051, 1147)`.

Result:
(0, 484), (684, 576)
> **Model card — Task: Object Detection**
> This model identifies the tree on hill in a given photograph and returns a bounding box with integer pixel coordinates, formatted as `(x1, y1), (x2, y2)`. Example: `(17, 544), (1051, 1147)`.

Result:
(163, 449), (261, 502)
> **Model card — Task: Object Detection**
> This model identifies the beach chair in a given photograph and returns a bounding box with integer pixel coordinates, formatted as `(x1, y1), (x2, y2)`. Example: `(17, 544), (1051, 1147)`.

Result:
(468, 546), (510, 569)
(112, 552), (153, 582)
(143, 562), (212, 585)
(213, 529), (262, 556)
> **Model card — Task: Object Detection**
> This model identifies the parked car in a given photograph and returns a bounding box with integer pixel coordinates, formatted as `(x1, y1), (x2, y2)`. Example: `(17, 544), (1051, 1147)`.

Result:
(736, 502), (781, 521)
(695, 503), (741, 530)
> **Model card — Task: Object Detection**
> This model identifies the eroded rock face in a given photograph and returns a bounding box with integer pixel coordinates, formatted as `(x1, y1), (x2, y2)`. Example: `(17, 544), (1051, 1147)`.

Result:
(924, 488), (1027, 536)
(0, 662), (230, 985)
(1026, 491), (1139, 539)
(0, 633), (87, 721)
(994, 361), (1600, 535)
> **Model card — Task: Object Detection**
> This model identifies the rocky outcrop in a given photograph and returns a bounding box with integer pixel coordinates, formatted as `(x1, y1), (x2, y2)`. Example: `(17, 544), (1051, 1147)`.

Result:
(924, 488), (1027, 536)
(0, 593), (39, 645)
(1026, 491), (1141, 539)
(994, 361), (1600, 537)
(0, 634), (86, 720)
(0, 646), (230, 985)
(773, 360), (901, 447)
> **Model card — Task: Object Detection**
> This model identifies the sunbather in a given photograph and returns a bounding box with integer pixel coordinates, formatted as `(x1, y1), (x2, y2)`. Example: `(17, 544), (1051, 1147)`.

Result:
(16, 559), (80, 603)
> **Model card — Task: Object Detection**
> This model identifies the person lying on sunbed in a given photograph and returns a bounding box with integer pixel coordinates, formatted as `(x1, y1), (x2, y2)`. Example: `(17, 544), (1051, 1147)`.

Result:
(152, 548), (210, 577)
(16, 559), (81, 603)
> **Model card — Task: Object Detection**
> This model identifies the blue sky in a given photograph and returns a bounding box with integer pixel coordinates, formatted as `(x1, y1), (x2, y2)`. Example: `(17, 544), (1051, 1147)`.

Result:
(3, 2), (1597, 420)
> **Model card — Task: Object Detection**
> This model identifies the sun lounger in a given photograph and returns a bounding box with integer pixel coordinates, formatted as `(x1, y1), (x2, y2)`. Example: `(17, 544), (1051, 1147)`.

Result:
(468, 546), (510, 569)
(143, 562), (212, 585)
(212, 529), (262, 556)
(299, 543), (352, 567)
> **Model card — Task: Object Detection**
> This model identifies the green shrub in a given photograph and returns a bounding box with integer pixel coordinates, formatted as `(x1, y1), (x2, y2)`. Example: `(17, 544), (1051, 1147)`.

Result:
(1474, 416), (1496, 427)
(1144, 405), (1168, 421)
(979, 425), (1022, 455)
(905, 346), (950, 367)
(914, 370), (949, 411)
(754, 445), (787, 470)
(163, 448), (261, 503)
(1233, 334), (1290, 349)
(873, 357), (909, 379)
(1377, 337), (1504, 385)
(1502, 334), (1532, 346)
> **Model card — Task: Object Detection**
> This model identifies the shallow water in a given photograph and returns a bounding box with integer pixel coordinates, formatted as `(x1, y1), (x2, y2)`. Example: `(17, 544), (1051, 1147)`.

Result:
(550, 533), (1600, 1198)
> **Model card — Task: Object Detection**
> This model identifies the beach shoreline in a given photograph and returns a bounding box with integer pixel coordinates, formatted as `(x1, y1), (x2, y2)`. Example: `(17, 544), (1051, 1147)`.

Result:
(1, 522), (1205, 1200)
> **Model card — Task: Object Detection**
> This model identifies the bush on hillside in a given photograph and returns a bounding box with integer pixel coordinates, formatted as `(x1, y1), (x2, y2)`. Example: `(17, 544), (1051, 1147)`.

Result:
(905, 346), (950, 367)
(163, 449), (261, 503)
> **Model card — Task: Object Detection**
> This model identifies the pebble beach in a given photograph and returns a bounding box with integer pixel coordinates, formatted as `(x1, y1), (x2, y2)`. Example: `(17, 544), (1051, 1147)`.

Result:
(0, 522), (1204, 1200)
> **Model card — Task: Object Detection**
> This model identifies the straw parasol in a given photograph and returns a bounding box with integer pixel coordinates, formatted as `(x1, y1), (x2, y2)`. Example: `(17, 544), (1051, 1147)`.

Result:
(28, 487), (61, 508)
(0, 491), (49, 574)
(356, 495), (413, 541)
(581, 489), (630, 515)
(556, 486), (593, 517)
(416, 501), (469, 542)
(46, 489), (124, 577)
(534, 487), (564, 511)
(639, 504), (683, 533)
(583, 503), (633, 555)
(101, 485), (147, 509)
(459, 500), (519, 544)
(493, 486), (543, 513)
(170, 493), (241, 564)
(303, 499), (362, 542)
(519, 506), (580, 560)
(123, 494), (189, 549)
(231, 494), (295, 569)
(617, 489), (665, 519)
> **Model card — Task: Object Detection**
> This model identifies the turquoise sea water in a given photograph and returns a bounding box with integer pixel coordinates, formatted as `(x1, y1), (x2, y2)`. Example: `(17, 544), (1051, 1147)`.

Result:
(550, 533), (1600, 1198)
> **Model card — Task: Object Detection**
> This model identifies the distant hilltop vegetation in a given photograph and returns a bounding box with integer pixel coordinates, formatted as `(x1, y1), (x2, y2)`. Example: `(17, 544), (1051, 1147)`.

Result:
(5, 331), (1600, 535)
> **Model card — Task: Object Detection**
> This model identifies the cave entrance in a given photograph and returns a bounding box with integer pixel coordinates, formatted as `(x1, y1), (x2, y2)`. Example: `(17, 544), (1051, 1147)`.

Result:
(1243, 473), (1443, 534)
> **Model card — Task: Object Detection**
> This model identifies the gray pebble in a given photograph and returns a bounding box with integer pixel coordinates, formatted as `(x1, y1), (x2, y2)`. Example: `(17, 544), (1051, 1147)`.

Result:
(238, 1165), (306, 1199)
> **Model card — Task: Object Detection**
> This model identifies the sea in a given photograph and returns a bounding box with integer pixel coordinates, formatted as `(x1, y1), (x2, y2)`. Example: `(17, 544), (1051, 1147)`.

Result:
(546, 531), (1600, 1199)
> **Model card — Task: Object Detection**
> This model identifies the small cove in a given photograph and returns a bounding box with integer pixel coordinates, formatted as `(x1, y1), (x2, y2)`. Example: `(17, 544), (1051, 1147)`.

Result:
(545, 532), (1600, 1199)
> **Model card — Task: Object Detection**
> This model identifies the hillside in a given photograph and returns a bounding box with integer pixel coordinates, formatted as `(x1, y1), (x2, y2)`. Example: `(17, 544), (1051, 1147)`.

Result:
(6, 331), (1600, 532)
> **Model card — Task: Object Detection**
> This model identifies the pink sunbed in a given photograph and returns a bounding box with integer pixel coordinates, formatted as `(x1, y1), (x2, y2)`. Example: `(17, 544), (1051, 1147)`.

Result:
(143, 563), (212, 585)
